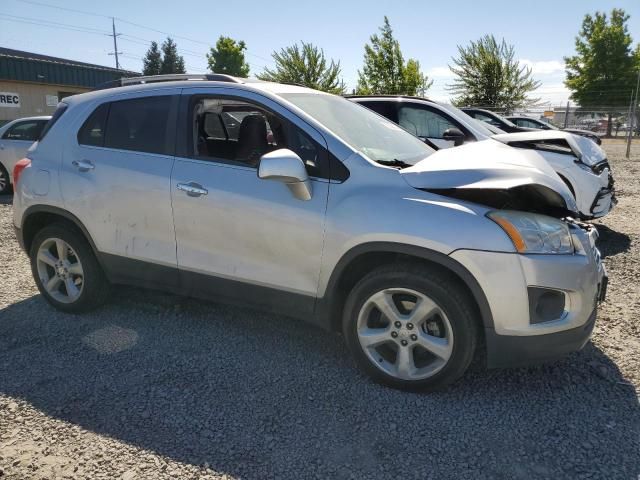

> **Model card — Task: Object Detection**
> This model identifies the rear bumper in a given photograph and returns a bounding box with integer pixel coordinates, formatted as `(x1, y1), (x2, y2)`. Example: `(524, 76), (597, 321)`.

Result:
(485, 309), (596, 368)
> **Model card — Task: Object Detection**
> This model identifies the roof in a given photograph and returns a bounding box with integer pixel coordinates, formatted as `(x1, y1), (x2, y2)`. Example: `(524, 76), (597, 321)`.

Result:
(346, 95), (436, 103)
(0, 48), (139, 88)
(62, 78), (324, 107)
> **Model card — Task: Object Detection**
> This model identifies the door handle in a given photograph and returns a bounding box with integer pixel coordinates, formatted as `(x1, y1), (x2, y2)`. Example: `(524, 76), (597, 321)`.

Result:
(72, 159), (95, 172)
(177, 182), (208, 197)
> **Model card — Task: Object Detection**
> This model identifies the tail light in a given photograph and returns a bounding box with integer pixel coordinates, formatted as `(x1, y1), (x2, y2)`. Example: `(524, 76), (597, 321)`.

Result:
(13, 158), (31, 187)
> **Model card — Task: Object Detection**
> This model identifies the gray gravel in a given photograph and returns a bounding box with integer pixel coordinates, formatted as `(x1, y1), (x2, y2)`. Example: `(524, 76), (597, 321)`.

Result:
(1, 140), (639, 479)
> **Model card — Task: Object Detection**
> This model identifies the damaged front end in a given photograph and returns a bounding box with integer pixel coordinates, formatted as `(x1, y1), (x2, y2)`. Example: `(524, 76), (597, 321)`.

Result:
(423, 184), (575, 218)
(400, 139), (579, 218)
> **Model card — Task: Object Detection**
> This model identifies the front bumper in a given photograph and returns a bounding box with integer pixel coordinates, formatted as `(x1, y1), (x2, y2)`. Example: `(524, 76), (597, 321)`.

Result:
(450, 224), (606, 368)
(588, 166), (616, 219)
(485, 309), (597, 368)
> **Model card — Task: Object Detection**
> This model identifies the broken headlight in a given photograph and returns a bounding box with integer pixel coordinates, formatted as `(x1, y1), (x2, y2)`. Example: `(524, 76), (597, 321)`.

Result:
(487, 211), (573, 254)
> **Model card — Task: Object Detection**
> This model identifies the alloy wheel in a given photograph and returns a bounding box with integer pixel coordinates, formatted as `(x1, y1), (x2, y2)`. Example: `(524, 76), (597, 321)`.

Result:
(356, 288), (454, 381)
(36, 238), (84, 303)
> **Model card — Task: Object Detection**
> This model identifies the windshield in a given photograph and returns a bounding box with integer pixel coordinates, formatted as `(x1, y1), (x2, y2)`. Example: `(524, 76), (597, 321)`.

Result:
(281, 93), (435, 166)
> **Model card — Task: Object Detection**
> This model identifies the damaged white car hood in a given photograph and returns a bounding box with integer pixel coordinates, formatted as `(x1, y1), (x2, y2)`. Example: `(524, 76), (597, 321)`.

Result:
(492, 130), (607, 166)
(400, 139), (579, 214)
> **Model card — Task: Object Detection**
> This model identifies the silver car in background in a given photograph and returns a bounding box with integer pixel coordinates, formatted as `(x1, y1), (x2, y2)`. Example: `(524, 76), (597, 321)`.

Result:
(0, 116), (50, 194)
(12, 75), (606, 391)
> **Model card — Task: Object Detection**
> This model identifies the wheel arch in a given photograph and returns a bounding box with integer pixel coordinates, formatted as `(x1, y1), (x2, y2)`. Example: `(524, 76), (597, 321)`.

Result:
(317, 242), (494, 333)
(21, 205), (99, 258)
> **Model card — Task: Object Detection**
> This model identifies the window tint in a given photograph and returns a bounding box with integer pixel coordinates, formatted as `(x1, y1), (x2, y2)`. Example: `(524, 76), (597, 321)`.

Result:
(105, 96), (172, 155)
(78, 103), (109, 147)
(191, 97), (321, 175)
(2, 120), (45, 141)
(398, 106), (458, 139)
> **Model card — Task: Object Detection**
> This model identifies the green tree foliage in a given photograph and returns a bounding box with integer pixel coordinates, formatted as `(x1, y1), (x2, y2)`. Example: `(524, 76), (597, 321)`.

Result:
(142, 41), (162, 76)
(207, 36), (250, 77)
(356, 17), (432, 96)
(258, 42), (345, 94)
(565, 9), (638, 136)
(447, 35), (540, 112)
(160, 37), (186, 74)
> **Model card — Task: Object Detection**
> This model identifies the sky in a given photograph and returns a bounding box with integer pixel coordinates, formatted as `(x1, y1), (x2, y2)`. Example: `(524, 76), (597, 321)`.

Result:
(2, 0), (639, 107)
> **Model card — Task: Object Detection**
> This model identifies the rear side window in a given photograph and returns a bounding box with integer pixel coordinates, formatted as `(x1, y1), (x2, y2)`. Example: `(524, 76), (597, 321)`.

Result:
(40, 103), (68, 140)
(78, 103), (109, 147)
(104, 96), (172, 155)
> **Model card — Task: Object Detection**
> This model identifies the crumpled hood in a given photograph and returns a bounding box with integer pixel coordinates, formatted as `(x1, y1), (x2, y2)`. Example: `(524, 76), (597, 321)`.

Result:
(400, 139), (579, 215)
(492, 130), (607, 166)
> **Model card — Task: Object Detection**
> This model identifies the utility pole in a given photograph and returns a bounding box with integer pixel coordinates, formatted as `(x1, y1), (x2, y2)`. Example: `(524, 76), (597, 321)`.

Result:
(108, 17), (122, 70)
(564, 101), (570, 129)
(626, 68), (640, 159)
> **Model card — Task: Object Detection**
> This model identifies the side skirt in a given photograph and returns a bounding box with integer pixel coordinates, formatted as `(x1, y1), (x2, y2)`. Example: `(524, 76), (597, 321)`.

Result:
(98, 252), (319, 324)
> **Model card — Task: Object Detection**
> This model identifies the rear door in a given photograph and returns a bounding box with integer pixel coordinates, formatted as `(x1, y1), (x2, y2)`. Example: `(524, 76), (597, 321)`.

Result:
(60, 91), (180, 286)
(170, 87), (330, 314)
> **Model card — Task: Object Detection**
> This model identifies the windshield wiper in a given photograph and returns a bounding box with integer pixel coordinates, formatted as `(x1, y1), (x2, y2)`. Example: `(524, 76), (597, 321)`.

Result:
(377, 158), (412, 169)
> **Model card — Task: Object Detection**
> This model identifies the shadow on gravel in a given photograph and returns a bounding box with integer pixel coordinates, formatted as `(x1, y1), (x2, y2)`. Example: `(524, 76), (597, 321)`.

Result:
(596, 225), (632, 259)
(0, 291), (638, 479)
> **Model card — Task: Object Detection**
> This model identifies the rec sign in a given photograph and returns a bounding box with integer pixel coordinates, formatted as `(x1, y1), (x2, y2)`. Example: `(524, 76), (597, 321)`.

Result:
(0, 92), (21, 108)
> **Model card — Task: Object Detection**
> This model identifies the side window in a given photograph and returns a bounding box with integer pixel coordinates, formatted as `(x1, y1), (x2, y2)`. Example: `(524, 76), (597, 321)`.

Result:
(104, 96), (172, 155)
(2, 121), (43, 141)
(398, 106), (458, 139)
(475, 112), (502, 128)
(190, 97), (322, 175)
(78, 103), (109, 147)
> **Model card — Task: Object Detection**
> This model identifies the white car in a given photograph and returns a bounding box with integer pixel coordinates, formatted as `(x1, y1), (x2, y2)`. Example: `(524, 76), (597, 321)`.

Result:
(349, 97), (616, 219)
(0, 116), (51, 194)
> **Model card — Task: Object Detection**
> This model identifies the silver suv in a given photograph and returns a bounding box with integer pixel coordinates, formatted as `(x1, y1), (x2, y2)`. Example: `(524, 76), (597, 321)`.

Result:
(13, 75), (607, 391)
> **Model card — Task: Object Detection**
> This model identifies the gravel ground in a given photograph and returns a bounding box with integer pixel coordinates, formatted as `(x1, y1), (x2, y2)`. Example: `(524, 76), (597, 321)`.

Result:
(0, 140), (639, 479)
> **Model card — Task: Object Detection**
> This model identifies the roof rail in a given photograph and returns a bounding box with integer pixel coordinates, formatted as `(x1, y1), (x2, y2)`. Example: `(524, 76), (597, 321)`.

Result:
(93, 73), (242, 91)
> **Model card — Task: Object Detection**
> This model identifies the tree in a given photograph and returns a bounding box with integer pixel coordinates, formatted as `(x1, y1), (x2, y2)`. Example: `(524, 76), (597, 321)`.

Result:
(142, 41), (162, 76)
(258, 42), (345, 94)
(355, 17), (432, 96)
(447, 35), (540, 112)
(207, 36), (250, 77)
(160, 37), (185, 74)
(565, 9), (638, 136)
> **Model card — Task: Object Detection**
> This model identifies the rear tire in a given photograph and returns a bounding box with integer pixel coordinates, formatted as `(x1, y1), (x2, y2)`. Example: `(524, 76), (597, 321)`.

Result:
(342, 264), (479, 392)
(29, 223), (110, 313)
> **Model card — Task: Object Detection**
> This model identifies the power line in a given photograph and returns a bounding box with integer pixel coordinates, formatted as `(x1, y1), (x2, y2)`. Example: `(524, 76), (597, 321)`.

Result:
(0, 13), (110, 36)
(10, 0), (272, 64)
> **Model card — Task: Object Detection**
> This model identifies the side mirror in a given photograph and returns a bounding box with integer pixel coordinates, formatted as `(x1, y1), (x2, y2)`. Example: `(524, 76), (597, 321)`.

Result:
(258, 148), (312, 201)
(442, 128), (465, 146)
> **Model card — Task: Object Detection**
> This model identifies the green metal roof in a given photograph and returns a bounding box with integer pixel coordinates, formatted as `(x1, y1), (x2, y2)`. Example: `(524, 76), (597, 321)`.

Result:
(0, 48), (139, 88)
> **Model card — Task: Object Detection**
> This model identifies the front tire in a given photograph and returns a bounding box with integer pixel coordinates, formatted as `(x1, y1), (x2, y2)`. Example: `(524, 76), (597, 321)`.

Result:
(342, 264), (479, 391)
(0, 163), (10, 195)
(30, 223), (110, 312)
